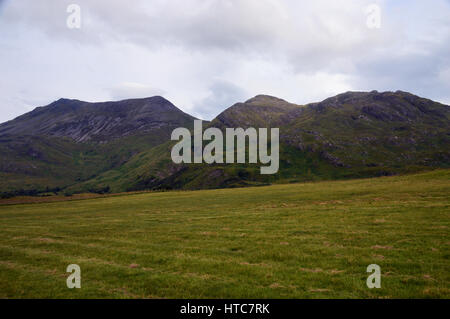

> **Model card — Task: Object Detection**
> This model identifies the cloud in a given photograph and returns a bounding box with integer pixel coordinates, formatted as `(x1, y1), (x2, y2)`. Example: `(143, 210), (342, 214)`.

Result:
(0, 0), (449, 123)
(193, 80), (249, 120)
(108, 82), (165, 101)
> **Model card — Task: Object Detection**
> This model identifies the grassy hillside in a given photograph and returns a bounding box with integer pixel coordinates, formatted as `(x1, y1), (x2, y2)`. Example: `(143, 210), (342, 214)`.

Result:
(65, 141), (343, 193)
(0, 130), (191, 196)
(0, 135), (108, 193)
(0, 170), (448, 298)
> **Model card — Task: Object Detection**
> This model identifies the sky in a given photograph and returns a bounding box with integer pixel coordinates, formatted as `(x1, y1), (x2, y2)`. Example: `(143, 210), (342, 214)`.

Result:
(0, 0), (449, 122)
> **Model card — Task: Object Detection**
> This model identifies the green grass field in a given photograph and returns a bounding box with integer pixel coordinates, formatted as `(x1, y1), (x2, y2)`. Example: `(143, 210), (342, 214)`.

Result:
(0, 170), (449, 298)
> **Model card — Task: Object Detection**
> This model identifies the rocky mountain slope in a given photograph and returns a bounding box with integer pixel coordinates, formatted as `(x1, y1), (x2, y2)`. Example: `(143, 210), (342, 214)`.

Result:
(282, 90), (450, 168)
(0, 91), (448, 196)
(0, 96), (195, 142)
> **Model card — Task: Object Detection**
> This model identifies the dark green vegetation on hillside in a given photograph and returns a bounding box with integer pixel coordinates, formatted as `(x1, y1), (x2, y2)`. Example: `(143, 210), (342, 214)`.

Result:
(0, 170), (448, 298)
(0, 91), (448, 195)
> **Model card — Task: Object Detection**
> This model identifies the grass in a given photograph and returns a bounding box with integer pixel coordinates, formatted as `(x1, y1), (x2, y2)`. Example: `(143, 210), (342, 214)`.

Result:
(0, 169), (449, 298)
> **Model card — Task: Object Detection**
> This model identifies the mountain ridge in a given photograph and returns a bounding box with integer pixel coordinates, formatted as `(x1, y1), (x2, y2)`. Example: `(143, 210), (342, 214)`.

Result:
(0, 90), (448, 196)
(0, 96), (196, 142)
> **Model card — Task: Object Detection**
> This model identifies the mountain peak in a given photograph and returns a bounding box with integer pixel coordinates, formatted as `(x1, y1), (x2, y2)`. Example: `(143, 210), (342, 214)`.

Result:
(56, 97), (79, 102)
(212, 94), (300, 128)
(51, 95), (172, 106)
(49, 97), (84, 106)
(245, 94), (288, 104)
(115, 95), (170, 103)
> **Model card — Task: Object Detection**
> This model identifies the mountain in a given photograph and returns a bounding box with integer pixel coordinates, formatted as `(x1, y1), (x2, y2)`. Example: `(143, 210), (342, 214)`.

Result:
(282, 90), (449, 168)
(61, 90), (450, 193)
(0, 96), (197, 195)
(0, 91), (448, 196)
(0, 96), (195, 142)
(213, 95), (299, 128)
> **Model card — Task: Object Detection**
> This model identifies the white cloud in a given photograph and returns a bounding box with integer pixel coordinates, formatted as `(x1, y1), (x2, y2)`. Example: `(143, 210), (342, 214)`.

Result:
(108, 82), (165, 101)
(0, 0), (449, 123)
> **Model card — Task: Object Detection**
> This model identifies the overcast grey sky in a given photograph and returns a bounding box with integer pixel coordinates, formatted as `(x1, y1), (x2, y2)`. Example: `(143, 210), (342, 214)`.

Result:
(0, 0), (449, 122)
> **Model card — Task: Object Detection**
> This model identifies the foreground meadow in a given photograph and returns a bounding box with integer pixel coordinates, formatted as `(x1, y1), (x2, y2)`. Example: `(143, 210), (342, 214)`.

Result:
(0, 170), (449, 298)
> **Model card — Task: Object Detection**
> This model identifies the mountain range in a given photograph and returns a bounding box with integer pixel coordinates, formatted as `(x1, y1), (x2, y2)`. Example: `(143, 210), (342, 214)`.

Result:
(0, 90), (448, 197)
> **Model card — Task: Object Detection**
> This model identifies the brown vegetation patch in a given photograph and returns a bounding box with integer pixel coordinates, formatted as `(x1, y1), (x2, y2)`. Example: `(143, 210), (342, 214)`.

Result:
(269, 283), (284, 289)
(35, 237), (57, 243)
(310, 288), (330, 292)
(300, 267), (323, 273)
(372, 245), (393, 250)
